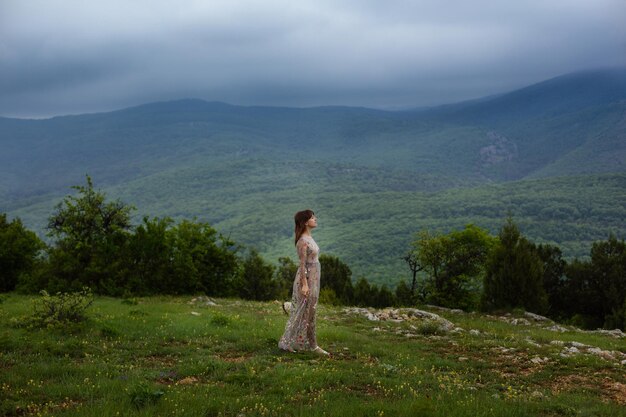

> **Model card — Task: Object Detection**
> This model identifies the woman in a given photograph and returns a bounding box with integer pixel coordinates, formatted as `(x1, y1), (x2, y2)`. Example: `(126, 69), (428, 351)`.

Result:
(278, 209), (329, 356)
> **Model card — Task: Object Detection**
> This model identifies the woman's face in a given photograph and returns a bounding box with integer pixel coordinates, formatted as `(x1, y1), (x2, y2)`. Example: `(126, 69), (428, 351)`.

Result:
(306, 214), (317, 229)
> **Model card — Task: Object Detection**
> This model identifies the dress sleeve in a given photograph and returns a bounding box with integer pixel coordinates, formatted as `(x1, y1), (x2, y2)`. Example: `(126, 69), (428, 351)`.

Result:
(296, 238), (309, 285)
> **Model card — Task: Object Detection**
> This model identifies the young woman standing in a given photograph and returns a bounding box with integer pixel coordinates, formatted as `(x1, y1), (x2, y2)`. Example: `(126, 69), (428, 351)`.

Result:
(278, 209), (329, 356)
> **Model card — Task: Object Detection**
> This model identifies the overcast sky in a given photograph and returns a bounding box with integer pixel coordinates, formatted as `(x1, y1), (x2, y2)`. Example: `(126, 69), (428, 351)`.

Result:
(1, 0), (625, 118)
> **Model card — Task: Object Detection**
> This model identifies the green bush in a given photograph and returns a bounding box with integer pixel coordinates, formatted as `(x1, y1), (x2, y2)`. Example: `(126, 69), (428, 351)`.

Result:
(30, 288), (94, 327)
(128, 383), (165, 409)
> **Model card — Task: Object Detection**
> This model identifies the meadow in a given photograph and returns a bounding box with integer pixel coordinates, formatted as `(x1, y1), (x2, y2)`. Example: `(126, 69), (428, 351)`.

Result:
(1, 294), (625, 416)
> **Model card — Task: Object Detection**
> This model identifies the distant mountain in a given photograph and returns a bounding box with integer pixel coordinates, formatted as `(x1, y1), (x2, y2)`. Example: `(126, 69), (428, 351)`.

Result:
(1, 69), (625, 283)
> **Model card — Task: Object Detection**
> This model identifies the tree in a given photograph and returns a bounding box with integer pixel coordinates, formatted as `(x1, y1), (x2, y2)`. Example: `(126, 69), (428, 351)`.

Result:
(237, 249), (277, 301)
(275, 257), (297, 299)
(402, 251), (424, 295)
(534, 243), (567, 318)
(589, 235), (626, 329)
(373, 285), (395, 308)
(46, 176), (133, 294)
(482, 218), (548, 313)
(169, 220), (239, 296)
(395, 280), (415, 306)
(412, 225), (495, 310)
(0, 214), (45, 292)
(319, 254), (354, 304)
(123, 216), (175, 294)
(353, 277), (375, 307)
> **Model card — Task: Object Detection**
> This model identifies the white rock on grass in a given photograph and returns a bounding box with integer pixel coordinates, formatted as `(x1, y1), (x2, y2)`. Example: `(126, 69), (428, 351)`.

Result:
(524, 312), (552, 322)
(342, 307), (457, 332)
(587, 328), (626, 338)
(546, 324), (569, 332)
(587, 347), (616, 361)
(525, 338), (541, 347)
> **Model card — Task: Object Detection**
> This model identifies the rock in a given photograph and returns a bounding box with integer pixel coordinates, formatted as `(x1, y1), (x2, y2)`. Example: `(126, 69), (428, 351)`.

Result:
(562, 346), (580, 356)
(190, 311), (201, 316)
(372, 327), (382, 332)
(588, 347), (616, 361)
(469, 329), (481, 336)
(366, 312), (379, 321)
(588, 328), (626, 338)
(530, 390), (544, 399)
(282, 302), (292, 315)
(546, 325), (569, 332)
(458, 357), (469, 361)
(525, 338), (541, 347)
(189, 296), (218, 306)
(524, 312), (552, 322)
(570, 341), (590, 348)
(550, 340), (565, 346)
(621, 359), (626, 366)
(342, 306), (457, 331)
(530, 356), (549, 364)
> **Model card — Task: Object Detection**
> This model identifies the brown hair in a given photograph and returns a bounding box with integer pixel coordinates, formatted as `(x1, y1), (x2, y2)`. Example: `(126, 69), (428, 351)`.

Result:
(294, 209), (314, 245)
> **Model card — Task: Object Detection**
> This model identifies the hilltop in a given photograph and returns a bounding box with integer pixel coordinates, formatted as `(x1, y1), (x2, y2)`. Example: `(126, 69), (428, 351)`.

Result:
(1, 294), (625, 416)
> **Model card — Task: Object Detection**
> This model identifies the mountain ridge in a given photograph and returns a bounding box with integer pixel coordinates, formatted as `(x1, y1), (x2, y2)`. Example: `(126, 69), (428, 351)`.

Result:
(2, 69), (625, 283)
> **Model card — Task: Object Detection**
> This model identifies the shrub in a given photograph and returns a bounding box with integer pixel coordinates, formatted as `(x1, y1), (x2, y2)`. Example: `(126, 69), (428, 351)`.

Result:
(414, 320), (445, 336)
(128, 383), (165, 409)
(30, 288), (94, 327)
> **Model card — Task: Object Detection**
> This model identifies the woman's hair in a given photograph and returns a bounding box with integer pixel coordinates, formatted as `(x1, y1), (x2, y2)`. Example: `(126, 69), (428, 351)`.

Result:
(294, 209), (314, 245)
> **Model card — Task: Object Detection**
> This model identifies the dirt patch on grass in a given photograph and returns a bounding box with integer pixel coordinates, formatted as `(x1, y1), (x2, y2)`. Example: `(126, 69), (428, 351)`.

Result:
(141, 354), (179, 367)
(602, 380), (626, 405)
(215, 353), (253, 363)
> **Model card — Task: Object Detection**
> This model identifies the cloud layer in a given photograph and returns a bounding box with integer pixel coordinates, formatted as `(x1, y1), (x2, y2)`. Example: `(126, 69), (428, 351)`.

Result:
(1, 0), (624, 117)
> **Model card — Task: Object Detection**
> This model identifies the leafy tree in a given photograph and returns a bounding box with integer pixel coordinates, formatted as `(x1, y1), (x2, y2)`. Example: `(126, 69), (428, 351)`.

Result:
(533, 243), (567, 318)
(394, 280), (416, 306)
(353, 277), (376, 307)
(373, 284), (395, 308)
(46, 176), (133, 294)
(412, 224), (495, 310)
(482, 218), (548, 313)
(123, 216), (174, 294)
(169, 220), (239, 296)
(589, 235), (626, 329)
(319, 254), (354, 304)
(0, 214), (45, 292)
(276, 257), (297, 299)
(562, 259), (601, 328)
(237, 249), (277, 301)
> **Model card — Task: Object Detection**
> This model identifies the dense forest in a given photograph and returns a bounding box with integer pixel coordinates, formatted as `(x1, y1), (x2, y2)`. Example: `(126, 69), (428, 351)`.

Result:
(2, 70), (625, 284)
(2, 177), (625, 331)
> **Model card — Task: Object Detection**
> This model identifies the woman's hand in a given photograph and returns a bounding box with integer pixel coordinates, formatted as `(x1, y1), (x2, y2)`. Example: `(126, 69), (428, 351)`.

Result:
(301, 284), (309, 297)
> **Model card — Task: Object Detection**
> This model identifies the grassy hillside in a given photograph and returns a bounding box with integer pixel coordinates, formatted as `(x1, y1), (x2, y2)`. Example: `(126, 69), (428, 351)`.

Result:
(1, 294), (625, 416)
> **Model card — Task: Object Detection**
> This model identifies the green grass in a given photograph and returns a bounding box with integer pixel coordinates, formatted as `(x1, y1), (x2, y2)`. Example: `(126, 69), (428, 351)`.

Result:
(2, 294), (625, 416)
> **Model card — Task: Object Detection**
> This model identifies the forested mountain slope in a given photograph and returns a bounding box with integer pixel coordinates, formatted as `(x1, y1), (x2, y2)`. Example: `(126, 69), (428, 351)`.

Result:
(1, 69), (625, 283)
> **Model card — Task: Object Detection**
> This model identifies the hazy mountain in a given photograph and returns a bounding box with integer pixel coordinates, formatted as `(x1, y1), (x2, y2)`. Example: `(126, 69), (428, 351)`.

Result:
(1, 69), (625, 283)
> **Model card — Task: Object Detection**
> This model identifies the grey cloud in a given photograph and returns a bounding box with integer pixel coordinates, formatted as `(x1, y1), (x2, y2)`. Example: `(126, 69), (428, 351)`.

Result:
(0, 0), (624, 117)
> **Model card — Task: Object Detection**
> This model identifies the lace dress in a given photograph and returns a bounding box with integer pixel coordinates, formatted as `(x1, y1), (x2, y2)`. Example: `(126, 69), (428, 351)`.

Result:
(278, 235), (320, 351)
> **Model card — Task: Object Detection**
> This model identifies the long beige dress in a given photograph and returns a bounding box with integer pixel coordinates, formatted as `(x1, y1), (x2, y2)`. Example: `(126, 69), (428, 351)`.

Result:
(278, 235), (320, 351)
